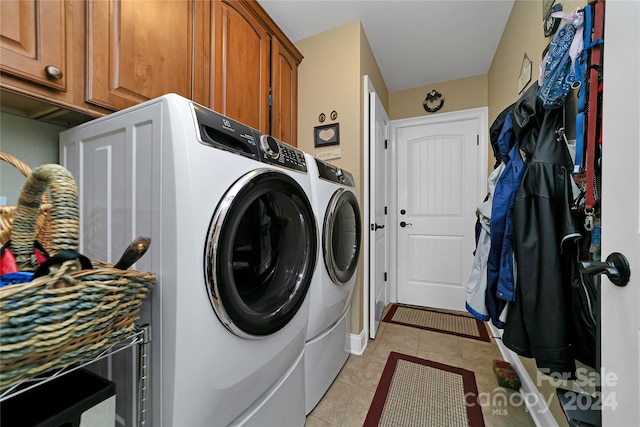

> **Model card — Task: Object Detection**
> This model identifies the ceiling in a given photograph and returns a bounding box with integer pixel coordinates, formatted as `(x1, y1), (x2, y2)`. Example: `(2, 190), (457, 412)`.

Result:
(257, 0), (515, 92)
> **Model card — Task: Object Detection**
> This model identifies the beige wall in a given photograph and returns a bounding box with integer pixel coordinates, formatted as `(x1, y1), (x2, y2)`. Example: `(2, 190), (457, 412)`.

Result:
(359, 24), (388, 110)
(389, 75), (488, 120)
(297, 21), (388, 333)
(296, 22), (361, 177)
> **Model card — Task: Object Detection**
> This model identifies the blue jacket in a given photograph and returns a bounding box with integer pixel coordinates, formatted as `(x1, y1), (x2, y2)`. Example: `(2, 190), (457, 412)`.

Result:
(486, 113), (524, 327)
(497, 121), (525, 302)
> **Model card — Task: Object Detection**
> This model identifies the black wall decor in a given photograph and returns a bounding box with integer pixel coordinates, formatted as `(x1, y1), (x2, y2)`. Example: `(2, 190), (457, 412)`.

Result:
(544, 3), (563, 37)
(423, 89), (444, 113)
(314, 123), (340, 147)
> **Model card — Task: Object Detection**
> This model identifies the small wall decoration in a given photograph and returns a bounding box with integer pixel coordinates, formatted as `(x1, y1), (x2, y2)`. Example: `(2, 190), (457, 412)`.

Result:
(423, 89), (444, 113)
(543, 2), (563, 37)
(330, 110), (338, 120)
(314, 123), (340, 147)
(542, 0), (555, 19)
(318, 113), (326, 123)
(518, 53), (533, 94)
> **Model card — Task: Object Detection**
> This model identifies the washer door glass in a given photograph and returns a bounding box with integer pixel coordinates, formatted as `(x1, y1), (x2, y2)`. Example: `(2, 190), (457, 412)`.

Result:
(204, 169), (317, 338)
(323, 188), (361, 286)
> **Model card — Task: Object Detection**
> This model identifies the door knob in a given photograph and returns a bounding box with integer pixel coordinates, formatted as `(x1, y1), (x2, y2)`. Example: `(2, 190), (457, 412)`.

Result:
(370, 223), (385, 231)
(579, 252), (631, 287)
(399, 221), (413, 228)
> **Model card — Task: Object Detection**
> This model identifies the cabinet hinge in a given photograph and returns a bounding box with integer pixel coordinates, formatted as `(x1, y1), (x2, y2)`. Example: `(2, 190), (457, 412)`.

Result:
(268, 88), (273, 107)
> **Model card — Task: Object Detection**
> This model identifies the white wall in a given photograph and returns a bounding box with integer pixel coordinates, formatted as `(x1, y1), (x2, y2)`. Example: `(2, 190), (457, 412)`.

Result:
(0, 112), (62, 205)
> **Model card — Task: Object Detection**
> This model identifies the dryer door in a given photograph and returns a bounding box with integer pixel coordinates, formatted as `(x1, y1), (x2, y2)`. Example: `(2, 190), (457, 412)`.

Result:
(204, 169), (317, 338)
(323, 188), (362, 286)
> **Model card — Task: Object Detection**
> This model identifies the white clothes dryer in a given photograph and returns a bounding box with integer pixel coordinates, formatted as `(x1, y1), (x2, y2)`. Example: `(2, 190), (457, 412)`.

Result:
(303, 153), (362, 414)
(60, 94), (317, 426)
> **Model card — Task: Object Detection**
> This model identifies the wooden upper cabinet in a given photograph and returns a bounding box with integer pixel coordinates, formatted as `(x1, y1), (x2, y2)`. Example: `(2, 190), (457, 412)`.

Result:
(238, 0), (303, 145)
(86, 0), (196, 111)
(0, 0), (67, 91)
(0, 0), (302, 135)
(271, 39), (298, 146)
(211, 0), (270, 132)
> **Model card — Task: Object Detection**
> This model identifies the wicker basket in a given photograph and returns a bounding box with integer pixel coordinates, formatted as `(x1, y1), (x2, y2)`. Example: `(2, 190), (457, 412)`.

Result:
(0, 152), (53, 253)
(0, 164), (155, 389)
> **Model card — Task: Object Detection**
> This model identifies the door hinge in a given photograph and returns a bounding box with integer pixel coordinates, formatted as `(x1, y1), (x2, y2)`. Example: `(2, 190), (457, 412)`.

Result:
(384, 206), (388, 215)
(384, 272), (388, 281)
(477, 134), (479, 146)
(384, 139), (388, 149)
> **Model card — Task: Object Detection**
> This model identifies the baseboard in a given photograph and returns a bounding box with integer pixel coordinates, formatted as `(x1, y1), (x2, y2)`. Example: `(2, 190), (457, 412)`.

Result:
(348, 328), (368, 355)
(488, 323), (559, 427)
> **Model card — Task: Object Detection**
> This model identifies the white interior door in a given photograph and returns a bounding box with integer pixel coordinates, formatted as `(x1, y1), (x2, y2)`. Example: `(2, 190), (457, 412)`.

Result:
(394, 110), (486, 311)
(600, 1), (639, 424)
(369, 91), (389, 339)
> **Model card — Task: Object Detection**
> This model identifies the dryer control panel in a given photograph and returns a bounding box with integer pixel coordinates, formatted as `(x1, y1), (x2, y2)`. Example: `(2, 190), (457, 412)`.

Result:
(315, 157), (355, 187)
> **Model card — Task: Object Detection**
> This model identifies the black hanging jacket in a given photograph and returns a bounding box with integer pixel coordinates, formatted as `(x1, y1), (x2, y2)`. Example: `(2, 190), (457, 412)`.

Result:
(503, 83), (582, 378)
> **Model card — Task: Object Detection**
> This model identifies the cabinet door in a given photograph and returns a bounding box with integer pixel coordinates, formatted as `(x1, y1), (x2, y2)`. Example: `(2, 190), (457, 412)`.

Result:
(271, 40), (298, 146)
(0, 0), (67, 91)
(87, 0), (194, 111)
(212, 0), (270, 131)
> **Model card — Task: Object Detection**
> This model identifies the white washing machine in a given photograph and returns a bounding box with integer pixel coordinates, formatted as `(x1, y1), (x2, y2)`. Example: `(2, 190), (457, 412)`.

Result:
(303, 153), (361, 414)
(59, 94), (318, 426)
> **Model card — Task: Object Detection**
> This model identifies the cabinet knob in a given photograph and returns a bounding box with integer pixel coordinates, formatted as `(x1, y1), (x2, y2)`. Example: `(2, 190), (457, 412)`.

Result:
(44, 65), (63, 80)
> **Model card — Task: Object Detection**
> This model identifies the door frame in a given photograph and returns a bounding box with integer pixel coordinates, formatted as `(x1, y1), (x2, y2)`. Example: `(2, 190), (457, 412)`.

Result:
(363, 75), (392, 343)
(388, 107), (488, 305)
(367, 87), (390, 338)
(362, 76), (373, 344)
(600, 1), (640, 424)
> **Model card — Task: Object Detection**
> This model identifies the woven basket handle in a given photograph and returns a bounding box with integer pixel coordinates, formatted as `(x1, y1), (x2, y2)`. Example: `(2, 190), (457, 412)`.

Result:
(11, 164), (79, 269)
(0, 152), (50, 205)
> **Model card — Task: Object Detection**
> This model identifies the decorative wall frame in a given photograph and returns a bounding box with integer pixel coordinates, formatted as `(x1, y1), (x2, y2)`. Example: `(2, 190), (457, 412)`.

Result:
(518, 54), (533, 94)
(314, 123), (340, 147)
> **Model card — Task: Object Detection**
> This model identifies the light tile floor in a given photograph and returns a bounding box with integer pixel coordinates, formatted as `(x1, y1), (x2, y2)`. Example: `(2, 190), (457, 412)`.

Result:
(305, 306), (537, 427)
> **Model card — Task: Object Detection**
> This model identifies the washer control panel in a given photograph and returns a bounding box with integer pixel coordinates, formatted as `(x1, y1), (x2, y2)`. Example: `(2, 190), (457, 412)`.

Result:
(192, 103), (307, 173)
(192, 104), (259, 159)
(259, 135), (280, 159)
